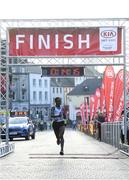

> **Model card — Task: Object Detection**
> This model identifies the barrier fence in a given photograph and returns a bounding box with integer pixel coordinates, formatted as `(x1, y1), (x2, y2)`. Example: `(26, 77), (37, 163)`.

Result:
(78, 121), (122, 148)
(101, 122), (121, 148)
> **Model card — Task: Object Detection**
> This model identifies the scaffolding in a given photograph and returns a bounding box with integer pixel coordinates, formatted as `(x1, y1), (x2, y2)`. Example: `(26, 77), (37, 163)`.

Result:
(0, 18), (129, 156)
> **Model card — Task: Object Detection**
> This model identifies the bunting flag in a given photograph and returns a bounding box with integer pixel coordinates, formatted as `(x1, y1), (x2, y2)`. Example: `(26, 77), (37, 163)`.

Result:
(90, 95), (95, 121)
(94, 88), (101, 116)
(104, 66), (115, 122)
(100, 80), (105, 113)
(113, 70), (129, 121)
(80, 103), (85, 125)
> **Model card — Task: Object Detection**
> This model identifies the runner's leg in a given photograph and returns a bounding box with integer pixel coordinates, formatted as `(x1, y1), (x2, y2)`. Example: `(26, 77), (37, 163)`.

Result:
(52, 122), (60, 144)
(59, 125), (65, 153)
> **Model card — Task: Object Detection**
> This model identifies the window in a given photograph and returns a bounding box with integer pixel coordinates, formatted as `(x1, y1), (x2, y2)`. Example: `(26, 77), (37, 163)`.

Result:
(45, 91), (48, 101)
(12, 67), (16, 73)
(56, 87), (58, 93)
(22, 91), (25, 100)
(44, 80), (48, 88)
(33, 79), (36, 86)
(39, 91), (42, 101)
(53, 87), (55, 93)
(60, 87), (62, 93)
(33, 91), (37, 101)
(39, 79), (42, 87)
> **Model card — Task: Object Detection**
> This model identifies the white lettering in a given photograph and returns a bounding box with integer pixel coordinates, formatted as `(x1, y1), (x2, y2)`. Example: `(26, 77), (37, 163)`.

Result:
(78, 34), (90, 49)
(38, 34), (50, 49)
(55, 34), (59, 49)
(30, 34), (33, 49)
(64, 34), (73, 49)
(15, 33), (91, 50)
(16, 35), (25, 49)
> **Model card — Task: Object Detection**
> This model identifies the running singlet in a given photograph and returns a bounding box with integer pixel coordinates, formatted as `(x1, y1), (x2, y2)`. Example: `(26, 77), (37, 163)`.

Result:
(51, 106), (65, 122)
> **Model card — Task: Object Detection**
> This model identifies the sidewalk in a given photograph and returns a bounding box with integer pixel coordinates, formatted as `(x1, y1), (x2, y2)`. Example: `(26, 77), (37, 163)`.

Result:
(1, 129), (129, 180)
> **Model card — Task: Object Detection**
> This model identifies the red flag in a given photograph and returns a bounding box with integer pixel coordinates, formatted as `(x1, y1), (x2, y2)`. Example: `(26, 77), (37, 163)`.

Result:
(104, 66), (115, 122)
(90, 95), (95, 121)
(113, 70), (129, 121)
(100, 80), (105, 113)
(94, 88), (100, 116)
(80, 103), (85, 125)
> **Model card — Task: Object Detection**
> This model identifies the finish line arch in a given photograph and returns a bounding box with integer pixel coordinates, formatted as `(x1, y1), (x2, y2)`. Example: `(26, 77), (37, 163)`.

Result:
(0, 18), (129, 146)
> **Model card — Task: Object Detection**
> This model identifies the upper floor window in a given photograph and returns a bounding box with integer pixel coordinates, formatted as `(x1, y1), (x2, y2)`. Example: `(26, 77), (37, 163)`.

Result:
(22, 91), (25, 100)
(45, 91), (48, 101)
(53, 87), (55, 93)
(44, 80), (48, 88)
(39, 91), (42, 101)
(39, 79), (42, 87)
(33, 91), (37, 101)
(33, 79), (36, 87)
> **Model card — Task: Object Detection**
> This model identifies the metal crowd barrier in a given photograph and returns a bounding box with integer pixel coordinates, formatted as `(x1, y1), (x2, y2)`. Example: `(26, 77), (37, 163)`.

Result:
(101, 122), (121, 148)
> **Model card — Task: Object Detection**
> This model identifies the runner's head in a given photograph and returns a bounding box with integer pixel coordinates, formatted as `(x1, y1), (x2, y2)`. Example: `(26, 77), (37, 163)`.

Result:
(55, 97), (61, 107)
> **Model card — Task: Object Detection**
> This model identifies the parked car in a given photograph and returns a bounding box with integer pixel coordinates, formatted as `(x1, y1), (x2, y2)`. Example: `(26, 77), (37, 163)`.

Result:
(0, 116), (6, 127)
(1, 116), (36, 141)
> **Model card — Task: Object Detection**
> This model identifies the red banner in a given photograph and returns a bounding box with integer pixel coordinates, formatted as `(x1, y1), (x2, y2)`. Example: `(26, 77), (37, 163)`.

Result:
(104, 66), (115, 122)
(94, 88), (100, 116)
(113, 70), (129, 121)
(80, 103), (85, 125)
(9, 27), (122, 56)
(100, 80), (105, 113)
(90, 95), (95, 121)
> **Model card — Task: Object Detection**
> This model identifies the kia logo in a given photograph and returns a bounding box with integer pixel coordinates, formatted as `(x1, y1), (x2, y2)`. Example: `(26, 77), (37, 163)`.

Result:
(101, 30), (116, 38)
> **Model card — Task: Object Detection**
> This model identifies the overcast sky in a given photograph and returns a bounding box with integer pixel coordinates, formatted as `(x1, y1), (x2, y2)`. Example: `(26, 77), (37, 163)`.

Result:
(0, 0), (128, 19)
(0, 0), (128, 73)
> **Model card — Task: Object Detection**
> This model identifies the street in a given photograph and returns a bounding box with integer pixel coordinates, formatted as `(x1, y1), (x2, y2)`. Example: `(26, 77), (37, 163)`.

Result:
(1, 129), (129, 180)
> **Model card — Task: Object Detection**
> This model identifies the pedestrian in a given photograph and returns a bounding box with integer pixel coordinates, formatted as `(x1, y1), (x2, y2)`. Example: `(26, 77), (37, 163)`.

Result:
(97, 113), (105, 141)
(50, 97), (66, 155)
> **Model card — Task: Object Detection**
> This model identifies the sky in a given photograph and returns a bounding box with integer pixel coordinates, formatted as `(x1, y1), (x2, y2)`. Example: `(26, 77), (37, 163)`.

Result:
(0, 0), (128, 74)
(0, 0), (128, 19)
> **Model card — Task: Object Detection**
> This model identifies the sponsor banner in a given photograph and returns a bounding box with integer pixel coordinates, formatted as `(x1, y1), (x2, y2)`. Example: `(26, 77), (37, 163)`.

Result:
(84, 97), (89, 121)
(9, 27), (122, 56)
(100, 80), (105, 113)
(113, 69), (123, 121)
(113, 70), (129, 121)
(100, 27), (118, 51)
(90, 95), (95, 121)
(94, 88), (100, 116)
(80, 103), (85, 125)
(41, 67), (84, 77)
(104, 66), (115, 121)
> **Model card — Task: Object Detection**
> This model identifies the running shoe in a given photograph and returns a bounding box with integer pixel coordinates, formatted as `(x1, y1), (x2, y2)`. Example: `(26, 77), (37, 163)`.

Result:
(60, 151), (64, 155)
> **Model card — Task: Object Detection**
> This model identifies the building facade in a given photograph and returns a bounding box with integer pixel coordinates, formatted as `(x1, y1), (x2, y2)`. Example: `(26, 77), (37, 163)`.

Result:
(29, 74), (51, 119)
